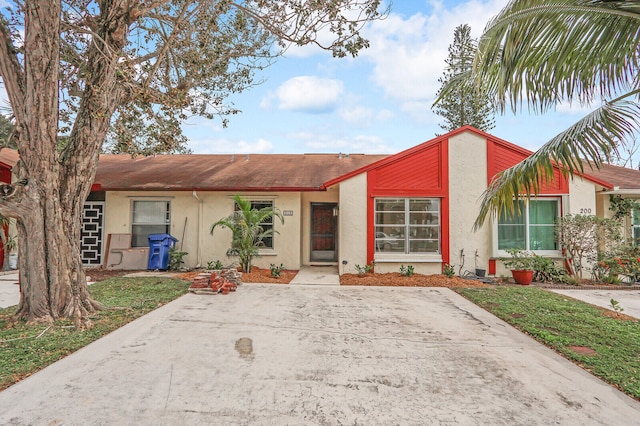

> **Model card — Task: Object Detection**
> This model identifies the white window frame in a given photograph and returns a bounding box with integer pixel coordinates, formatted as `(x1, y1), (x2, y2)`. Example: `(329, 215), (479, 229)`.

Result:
(494, 197), (561, 257)
(374, 197), (442, 262)
(632, 209), (640, 246)
(234, 199), (276, 252)
(131, 200), (171, 247)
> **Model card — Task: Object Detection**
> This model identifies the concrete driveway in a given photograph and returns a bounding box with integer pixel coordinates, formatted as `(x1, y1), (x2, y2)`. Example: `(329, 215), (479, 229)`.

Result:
(1, 285), (639, 425)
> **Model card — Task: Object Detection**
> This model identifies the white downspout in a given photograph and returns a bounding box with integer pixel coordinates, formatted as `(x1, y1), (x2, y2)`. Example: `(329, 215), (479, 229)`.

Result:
(192, 190), (203, 267)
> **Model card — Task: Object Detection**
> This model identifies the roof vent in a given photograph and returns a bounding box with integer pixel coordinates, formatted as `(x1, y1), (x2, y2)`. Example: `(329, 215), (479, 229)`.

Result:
(245, 154), (250, 161)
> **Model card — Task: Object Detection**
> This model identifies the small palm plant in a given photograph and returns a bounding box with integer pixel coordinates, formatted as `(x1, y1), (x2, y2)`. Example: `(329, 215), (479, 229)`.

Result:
(210, 195), (284, 272)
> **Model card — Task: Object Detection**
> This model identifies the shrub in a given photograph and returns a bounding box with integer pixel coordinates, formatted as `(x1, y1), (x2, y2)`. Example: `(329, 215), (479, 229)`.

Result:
(501, 248), (535, 270)
(168, 247), (188, 271)
(270, 263), (285, 278)
(443, 263), (455, 278)
(355, 261), (375, 276)
(531, 255), (569, 283)
(206, 259), (224, 270)
(399, 264), (415, 277)
(592, 253), (640, 284)
(556, 214), (621, 277)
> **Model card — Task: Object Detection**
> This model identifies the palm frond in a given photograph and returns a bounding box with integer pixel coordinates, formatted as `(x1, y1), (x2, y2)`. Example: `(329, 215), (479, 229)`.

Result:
(474, 0), (640, 113)
(474, 97), (640, 229)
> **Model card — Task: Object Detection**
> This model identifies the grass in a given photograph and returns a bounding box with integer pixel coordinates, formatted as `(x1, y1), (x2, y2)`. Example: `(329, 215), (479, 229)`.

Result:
(0, 277), (189, 391)
(456, 286), (640, 400)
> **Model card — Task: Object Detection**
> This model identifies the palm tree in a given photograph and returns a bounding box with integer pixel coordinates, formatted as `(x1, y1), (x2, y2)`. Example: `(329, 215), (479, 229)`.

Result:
(210, 195), (284, 272)
(437, 0), (640, 227)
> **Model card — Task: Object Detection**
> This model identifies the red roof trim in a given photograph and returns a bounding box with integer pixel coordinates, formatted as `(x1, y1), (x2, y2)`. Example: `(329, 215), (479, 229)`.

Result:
(96, 186), (326, 192)
(323, 125), (613, 190)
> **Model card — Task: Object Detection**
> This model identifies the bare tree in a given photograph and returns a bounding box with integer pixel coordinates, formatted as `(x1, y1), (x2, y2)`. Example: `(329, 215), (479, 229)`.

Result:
(0, 0), (386, 324)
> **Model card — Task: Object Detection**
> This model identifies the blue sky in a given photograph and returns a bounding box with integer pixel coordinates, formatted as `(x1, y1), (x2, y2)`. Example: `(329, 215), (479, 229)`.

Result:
(183, 0), (592, 156)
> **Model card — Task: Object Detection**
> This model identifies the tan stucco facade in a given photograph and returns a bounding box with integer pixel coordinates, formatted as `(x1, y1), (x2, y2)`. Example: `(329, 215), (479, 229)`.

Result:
(104, 191), (304, 270)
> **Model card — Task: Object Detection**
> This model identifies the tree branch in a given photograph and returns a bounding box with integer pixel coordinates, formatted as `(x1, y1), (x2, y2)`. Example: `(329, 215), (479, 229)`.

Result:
(0, 19), (26, 124)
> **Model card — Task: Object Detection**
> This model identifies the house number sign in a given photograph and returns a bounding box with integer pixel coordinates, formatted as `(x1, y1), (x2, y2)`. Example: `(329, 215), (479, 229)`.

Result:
(283, 210), (294, 216)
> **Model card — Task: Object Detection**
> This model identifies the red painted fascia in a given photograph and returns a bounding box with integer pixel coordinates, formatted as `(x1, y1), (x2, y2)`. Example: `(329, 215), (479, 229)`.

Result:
(92, 186), (326, 192)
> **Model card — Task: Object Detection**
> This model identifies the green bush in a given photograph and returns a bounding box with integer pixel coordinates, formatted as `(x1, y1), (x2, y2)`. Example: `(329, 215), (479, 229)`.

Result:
(270, 263), (285, 278)
(399, 264), (415, 277)
(443, 263), (455, 278)
(531, 255), (569, 283)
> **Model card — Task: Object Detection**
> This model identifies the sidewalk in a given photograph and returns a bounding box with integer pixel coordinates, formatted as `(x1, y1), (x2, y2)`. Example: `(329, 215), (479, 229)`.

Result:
(289, 265), (340, 286)
(0, 271), (19, 308)
(551, 289), (640, 320)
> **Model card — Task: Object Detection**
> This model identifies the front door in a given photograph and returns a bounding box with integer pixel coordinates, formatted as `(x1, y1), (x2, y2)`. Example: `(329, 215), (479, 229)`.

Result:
(310, 203), (338, 262)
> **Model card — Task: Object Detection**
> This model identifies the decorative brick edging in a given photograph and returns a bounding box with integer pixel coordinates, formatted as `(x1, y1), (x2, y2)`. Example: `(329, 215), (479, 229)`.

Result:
(189, 269), (243, 295)
(533, 283), (640, 291)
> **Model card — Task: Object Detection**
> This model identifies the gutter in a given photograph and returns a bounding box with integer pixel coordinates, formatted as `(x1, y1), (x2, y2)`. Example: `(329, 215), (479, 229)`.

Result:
(600, 188), (640, 195)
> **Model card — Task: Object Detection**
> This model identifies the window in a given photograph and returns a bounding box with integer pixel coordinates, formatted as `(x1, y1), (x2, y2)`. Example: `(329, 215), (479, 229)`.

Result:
(375, 198), (440, 255)
(498, 199), (559, 252)
(633, 209), (640, 246)
(131, 201), (170, 247)
(236, 200), (275, 249)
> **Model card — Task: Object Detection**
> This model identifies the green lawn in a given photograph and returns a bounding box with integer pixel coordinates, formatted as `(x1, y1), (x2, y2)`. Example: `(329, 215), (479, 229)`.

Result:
(456, 286), (640, 400)
(0, 277), (189, 391)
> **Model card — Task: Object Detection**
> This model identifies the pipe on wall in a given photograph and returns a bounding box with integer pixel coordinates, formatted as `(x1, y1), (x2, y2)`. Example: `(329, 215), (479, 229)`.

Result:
(192, 190), (203, 267)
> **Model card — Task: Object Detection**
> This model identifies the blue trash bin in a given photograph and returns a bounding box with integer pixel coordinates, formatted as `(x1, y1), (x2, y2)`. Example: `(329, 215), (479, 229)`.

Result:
(147, 233), (178, 270)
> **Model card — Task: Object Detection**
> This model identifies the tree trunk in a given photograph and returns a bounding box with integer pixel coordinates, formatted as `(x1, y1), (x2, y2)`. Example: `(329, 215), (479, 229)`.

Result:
(14, 181), (100, 324)
(0, 0), (133, 324)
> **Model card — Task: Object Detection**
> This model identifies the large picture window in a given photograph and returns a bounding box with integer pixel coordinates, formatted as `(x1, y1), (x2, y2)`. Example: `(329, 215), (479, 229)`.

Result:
(131, 200), (171, 247)
(375, 198), (440, 255)
(236, 200), (275, 249)
(498, 199), (559, 252)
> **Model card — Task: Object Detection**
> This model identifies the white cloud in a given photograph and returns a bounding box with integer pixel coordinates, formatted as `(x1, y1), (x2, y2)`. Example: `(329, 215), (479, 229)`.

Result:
(376, 109), (396, 122)
(361, 0), (506, 106)
(188, 137), (274, 154)
(339, 106), (374, 126)
(555, 99), (598, 115)
(275, 76), (344, 113)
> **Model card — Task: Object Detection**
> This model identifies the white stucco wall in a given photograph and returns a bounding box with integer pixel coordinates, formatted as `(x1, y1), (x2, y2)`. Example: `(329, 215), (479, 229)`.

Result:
(447, 131), (492, 276)
(104, 191), (302, 270)
(336, 174), (368, 275)
(567, 177), (597, 216)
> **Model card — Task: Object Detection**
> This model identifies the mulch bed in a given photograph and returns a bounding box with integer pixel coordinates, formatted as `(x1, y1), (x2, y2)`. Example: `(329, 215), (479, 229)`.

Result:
(241, 267), (297, 284)
(340, 272), (492, 288)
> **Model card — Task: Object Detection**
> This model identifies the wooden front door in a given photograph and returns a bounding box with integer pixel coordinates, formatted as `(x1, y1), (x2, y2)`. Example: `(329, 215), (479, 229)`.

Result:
(310, 203), (338, 262)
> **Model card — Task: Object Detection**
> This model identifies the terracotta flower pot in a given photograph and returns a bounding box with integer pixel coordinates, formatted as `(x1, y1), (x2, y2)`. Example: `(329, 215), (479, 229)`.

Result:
(511, 269), (533, 285)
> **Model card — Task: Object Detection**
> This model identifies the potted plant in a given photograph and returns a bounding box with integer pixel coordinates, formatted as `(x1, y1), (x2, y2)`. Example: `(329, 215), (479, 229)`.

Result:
(501, 248), (535, 285)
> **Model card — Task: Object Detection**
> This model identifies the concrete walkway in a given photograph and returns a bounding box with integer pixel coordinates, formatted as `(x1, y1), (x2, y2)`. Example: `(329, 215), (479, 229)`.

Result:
(551, 289), (640, 320)
(1, 285), (638, 424)
(0, 272), (19, 308)
(289, 265), (340, 286)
